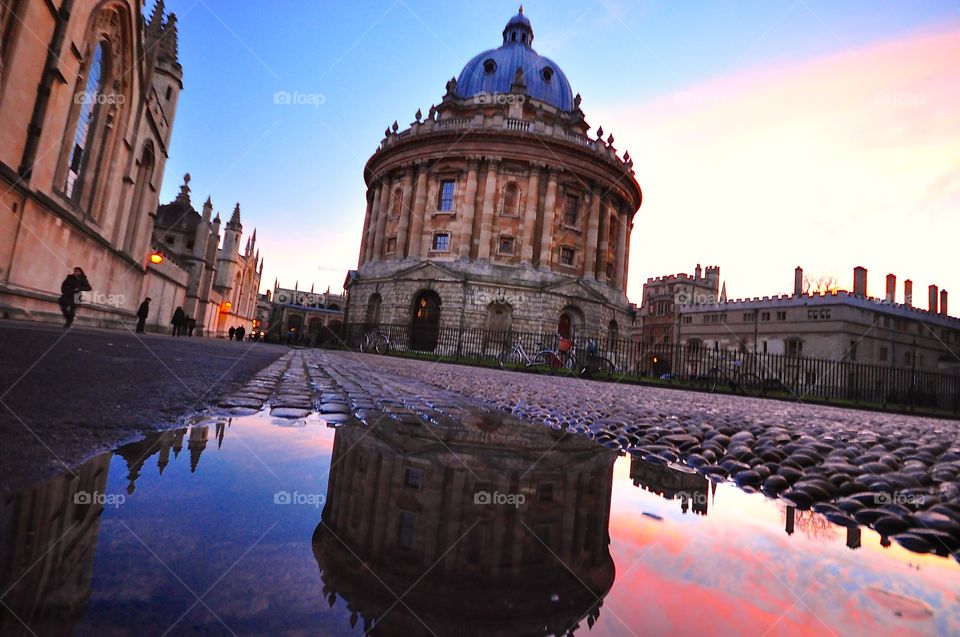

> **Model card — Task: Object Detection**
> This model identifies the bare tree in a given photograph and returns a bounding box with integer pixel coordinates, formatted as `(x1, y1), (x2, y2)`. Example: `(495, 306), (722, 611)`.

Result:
(803, 273), (839, 294)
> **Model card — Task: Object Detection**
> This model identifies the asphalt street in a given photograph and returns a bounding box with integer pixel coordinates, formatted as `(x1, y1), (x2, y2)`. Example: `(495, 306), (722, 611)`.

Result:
(0, 320), (287, 493)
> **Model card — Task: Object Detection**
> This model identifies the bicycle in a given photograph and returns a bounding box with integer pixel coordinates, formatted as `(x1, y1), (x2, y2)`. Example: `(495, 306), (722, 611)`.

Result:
(577, 339), (618, 380)
(707, 359), (763, 396)
(359, 330), (390, 355)
(498, 337), (552, 371)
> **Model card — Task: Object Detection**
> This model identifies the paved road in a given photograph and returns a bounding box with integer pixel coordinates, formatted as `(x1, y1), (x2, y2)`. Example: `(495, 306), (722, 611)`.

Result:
(0, 320), (287, 492)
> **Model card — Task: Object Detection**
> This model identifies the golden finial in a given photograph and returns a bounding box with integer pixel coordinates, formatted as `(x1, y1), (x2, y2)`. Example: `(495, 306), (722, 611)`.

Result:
(519, 4), (524, 14)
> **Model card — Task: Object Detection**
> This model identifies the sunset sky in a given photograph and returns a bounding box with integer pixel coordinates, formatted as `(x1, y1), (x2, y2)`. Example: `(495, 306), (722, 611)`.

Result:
(158, 1), (960, 304)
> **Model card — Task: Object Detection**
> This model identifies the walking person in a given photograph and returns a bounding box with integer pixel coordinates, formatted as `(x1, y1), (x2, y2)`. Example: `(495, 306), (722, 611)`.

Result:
(228, 326), (236, 341)
(171, 306), (186, 336)
(135, 297), (151, 333)
(186, 317), (196, 337)
(58, 267), (92, 328)
(235, 325), (246, 342)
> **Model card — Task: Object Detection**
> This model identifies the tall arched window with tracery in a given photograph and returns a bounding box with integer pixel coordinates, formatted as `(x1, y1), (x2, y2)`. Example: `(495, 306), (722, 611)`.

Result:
(65, 42), (106, 200)
(124, 142), (155, 254)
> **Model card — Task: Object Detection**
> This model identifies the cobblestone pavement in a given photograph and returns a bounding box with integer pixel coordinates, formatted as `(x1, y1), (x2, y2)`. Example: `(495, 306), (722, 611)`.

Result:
(0, 320), (286, 493)
(301, 350), (960, 557)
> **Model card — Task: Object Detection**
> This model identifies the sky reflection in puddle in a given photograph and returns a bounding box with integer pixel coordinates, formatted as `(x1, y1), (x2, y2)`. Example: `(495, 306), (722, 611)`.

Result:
(1, 410), (958, 636)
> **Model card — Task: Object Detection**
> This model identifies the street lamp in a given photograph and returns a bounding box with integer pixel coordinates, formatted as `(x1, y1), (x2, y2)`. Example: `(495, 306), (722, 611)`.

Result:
(148, 251), (165, 265)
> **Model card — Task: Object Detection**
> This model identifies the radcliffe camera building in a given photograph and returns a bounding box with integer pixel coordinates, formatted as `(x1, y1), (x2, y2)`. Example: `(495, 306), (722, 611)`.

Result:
(0, 1), (183, 326)
(344, 9), (642, 349)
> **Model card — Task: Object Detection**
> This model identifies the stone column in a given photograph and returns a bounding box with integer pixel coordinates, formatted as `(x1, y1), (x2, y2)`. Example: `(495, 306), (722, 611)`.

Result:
(520, 165), (540, 265)
(597, 198), (611, 282)
(372, 177), (391, 263)
(537, 169), (559, 269)
(615, 209), (628, 290)
(358, 188), (374, 266)
(624, 220), (633, 290)
(366, 183), (383, 263)
(396, 166), (415, 258)
(583, 186), (600, 279)
(477, 158), (500, 260)
(457, 158), (480, 259)
(407, 163), (429, 258)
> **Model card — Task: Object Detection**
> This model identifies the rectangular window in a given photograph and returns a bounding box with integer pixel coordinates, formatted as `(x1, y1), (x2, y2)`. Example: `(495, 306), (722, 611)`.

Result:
(760, 312), (770, 321)
(559, 246), (575, 266)
(744, 312), (755, 322)
(438, 180), (456, 211)
(398, 511), (415, 549)
(563, 193), (579, 227)
(786, 339), (802, 357)
(498, 236), (515, 255)
(776, 311), (787, 321)
(404, 467), (423, 489)
(385, 237), (397, 254)
(879, 346), (888, 362)
(431, 233), (450, 252)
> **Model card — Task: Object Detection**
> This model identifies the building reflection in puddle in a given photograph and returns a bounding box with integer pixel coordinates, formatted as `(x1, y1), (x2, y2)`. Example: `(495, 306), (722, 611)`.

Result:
(313, 412), (619, 636)
(0, 423), (217, 636)
(628, 455), (714, 516)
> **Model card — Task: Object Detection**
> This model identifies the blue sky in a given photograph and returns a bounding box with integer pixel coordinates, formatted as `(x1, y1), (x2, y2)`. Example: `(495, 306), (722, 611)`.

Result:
(159, 1), (960, 299)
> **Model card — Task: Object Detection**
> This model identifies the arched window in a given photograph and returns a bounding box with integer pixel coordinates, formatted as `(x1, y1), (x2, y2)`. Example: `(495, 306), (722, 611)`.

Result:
(65, 42), (107, 200)
(501, 182), (520, 217)
(608, 320), (619, 344)
(391, 187), (403, 219)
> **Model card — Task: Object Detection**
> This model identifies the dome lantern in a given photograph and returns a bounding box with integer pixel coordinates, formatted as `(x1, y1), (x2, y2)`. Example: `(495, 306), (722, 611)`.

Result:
(502, 6), (533, 47)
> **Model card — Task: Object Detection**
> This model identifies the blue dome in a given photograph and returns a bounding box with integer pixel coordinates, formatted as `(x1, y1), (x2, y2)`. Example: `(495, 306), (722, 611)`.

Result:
(455, 11), (575, 112)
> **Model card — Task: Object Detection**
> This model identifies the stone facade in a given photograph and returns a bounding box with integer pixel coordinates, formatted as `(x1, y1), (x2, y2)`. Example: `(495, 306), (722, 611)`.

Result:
(262, 284), (344, 343)
(638, 263), (721, 347)
(344, 10), (641, 348)
(0, 0), (183, 327)
(678, 267), (960, 374)
(153, 174), (263, 337)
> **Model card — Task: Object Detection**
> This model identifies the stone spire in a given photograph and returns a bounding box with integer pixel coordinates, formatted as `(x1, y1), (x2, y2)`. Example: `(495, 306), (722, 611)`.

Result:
(202, 196), (213, 222)
(158, 13), (180, 64)
(227, 202), (242, 229)
(148, 0), (166, 36)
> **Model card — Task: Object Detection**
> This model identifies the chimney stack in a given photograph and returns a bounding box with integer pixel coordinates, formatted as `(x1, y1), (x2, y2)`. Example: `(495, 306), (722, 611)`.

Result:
(940, 290), (948, 316)
(794, 266), (803, 296)
(885, 274), (896, 303)
(853, 266), (868, 297)
(904, 279), (913, 306)
(928, 284), (939, 313)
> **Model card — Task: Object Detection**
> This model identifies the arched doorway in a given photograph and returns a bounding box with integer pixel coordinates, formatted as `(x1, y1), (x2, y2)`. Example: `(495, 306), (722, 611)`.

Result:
(557, 306), (583, 340)
(287, 314), (303, 344)
(410, 290), (441, 351)
(365, 293), (382, 327)
(484, 302), (513, 353)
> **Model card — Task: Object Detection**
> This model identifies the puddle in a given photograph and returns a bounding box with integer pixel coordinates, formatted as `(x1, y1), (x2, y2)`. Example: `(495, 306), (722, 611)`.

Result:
(1, 408), (958, 636)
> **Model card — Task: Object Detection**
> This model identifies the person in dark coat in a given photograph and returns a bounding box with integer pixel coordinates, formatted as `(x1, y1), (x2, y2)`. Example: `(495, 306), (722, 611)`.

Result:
(186, 317), (196, 337)
(235, 325), (246, 342)
(135, 297), (151, 333)
(228, 326), (236, 340)
(58, 267), (92, 327)
(171, 306), (186, 336)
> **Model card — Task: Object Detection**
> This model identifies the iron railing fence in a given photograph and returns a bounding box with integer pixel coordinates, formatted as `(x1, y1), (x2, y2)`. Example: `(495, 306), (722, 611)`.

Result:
(335, 323), (960, 413)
